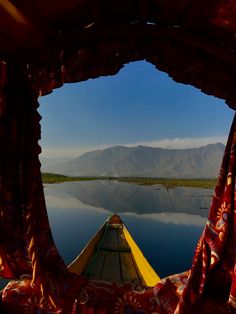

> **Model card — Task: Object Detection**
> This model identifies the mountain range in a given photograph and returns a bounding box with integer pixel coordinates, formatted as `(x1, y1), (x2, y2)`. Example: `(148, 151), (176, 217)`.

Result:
(41, 143), (225, 178)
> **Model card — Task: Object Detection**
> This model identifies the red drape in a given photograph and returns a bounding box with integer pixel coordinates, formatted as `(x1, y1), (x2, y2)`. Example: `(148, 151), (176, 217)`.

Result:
(0, 60), (72, 308)
(175, 112), (236, 313)
(0, 59), (236, 313)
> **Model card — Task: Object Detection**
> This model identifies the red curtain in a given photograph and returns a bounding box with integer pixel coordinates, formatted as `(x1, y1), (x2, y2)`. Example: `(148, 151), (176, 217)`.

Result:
(175, 113), (236, 313)
(0, 60), (70, 307)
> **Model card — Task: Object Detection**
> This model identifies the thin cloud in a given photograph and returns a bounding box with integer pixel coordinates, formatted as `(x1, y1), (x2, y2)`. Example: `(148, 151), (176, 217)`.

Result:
(125, 136), (227, 149)
(40, 136), (227, 159)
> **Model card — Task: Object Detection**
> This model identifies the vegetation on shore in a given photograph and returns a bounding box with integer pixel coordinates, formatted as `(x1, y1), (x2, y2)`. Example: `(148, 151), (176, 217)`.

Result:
(42, 173), (99, 184)
(117, 177), (217, 188)
(41, 173), (217, 188)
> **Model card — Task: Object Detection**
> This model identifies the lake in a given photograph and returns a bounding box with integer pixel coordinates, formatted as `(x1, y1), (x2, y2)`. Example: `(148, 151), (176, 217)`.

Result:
(45, 180), (213, 279)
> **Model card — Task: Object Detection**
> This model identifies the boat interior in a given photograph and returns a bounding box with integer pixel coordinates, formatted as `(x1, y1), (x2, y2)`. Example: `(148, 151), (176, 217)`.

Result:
(68, 214), (160, 287)
(1, 1), (236, 313)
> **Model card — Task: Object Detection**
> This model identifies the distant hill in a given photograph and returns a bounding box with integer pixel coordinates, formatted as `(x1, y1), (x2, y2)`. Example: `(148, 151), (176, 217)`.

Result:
(41, 143), (225, 178)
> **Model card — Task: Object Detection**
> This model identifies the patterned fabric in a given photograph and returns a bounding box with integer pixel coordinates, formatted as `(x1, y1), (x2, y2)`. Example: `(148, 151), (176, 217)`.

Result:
(0, 61), (69, 307)
(2, 277), (161, 314)
(175, 113), (236, 313)
(0, 58), (236, 313)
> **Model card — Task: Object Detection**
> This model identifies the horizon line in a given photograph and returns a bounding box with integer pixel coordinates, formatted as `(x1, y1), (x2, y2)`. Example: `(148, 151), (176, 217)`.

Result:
(40, 135), (227, 159)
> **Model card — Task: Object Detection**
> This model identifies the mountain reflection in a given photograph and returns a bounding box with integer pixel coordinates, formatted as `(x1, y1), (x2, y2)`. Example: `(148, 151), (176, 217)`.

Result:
(45, 180), (212, 218)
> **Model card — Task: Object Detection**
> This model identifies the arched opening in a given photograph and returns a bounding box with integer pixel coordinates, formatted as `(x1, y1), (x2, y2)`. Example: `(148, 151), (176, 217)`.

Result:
(37, 60), (234, 279)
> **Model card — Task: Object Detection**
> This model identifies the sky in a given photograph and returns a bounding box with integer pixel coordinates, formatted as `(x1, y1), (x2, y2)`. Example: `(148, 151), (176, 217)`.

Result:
(38, 60), (235, 159)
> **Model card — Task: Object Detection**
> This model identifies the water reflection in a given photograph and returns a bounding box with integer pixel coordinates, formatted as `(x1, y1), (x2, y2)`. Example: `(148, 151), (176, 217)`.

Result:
(46, 180), (212, 217)
(45, 180), (213, 278)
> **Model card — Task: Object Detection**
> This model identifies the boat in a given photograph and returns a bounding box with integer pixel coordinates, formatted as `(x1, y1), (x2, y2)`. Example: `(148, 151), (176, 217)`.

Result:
(68, 214), (160, 287)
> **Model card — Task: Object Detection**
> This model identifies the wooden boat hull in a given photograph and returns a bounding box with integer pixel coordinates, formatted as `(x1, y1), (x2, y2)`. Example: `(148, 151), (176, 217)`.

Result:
(68, 214), (160, 287)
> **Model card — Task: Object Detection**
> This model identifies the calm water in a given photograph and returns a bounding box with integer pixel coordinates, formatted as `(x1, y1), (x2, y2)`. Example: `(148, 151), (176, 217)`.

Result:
(45, 180), (213, 278)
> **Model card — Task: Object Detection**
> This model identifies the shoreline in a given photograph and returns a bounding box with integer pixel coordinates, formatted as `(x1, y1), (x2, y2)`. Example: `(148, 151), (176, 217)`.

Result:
(41, 173), (217, 189)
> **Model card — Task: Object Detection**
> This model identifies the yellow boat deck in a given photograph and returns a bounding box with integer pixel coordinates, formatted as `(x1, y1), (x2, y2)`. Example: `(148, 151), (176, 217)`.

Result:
(82, 221), (145, 286)
(68, 214), (160, 287)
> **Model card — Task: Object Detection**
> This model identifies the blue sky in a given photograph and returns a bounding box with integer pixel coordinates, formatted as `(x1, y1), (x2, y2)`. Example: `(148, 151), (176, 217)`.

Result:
(38, 61), (235, 159)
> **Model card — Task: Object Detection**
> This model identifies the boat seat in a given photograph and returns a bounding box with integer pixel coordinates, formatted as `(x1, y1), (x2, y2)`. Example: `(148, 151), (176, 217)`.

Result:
(99, 246), (131, 252)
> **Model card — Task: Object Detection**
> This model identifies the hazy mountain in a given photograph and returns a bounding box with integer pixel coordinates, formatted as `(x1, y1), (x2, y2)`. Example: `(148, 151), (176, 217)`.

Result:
(42, 143), (225, 178)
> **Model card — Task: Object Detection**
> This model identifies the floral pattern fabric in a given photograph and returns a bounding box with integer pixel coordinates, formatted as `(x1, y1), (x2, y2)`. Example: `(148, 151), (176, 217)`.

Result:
(175, 113), (236, 313)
